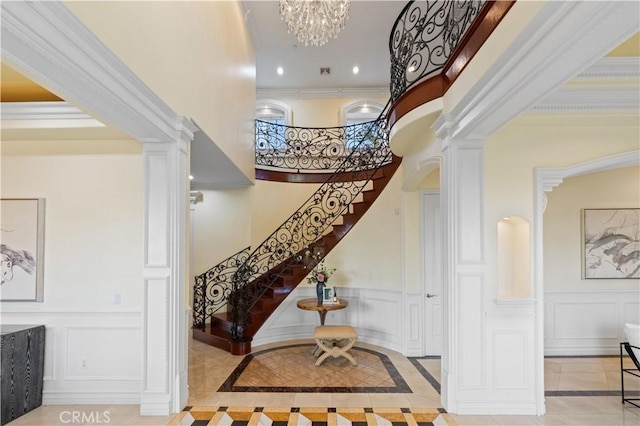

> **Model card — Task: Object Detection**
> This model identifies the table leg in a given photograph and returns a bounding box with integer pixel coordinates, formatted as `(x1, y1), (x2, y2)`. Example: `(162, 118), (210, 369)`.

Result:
(319, 310), (327, 326)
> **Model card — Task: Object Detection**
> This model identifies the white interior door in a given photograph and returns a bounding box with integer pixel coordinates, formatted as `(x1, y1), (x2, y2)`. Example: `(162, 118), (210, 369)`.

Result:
(423, 191), (442, 356)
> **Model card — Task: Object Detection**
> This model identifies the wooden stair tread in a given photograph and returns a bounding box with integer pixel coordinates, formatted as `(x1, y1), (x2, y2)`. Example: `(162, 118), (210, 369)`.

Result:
(193, 154), (401, 354)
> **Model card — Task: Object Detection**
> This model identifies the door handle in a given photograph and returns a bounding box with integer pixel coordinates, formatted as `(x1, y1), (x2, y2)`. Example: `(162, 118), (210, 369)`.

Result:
(426, 293), (438, 298)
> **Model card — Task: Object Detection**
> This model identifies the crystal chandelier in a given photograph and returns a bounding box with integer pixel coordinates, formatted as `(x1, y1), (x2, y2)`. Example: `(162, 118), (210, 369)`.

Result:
(279, 0), (351, 47)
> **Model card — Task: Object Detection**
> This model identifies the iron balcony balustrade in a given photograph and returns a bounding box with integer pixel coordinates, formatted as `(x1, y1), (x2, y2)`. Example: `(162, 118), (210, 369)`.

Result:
(390, 0), (486, 102)
(255, 119), (390, 173)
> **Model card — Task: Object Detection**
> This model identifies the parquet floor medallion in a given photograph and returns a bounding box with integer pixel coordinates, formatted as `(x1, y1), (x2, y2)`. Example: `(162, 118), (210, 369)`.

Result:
(218, 344), (411, 393)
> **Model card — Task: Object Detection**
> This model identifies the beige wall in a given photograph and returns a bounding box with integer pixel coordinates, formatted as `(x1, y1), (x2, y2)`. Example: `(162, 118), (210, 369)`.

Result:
(484, 113), (640, 299)
(190, 189), (252, 278)
(421, 169), (440, 189)
(544, 166), (640, 291)
(66, 0), (256, 181)
(1, 139), (143, 308)
(191, 172), (403, 292)
(325, 171), (403, 291)
(250, 180), (320, 248)
(278, 97), (387, 127)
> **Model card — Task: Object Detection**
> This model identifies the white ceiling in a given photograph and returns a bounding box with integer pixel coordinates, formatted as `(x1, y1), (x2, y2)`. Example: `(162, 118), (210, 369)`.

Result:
(241, 0), (408, 90)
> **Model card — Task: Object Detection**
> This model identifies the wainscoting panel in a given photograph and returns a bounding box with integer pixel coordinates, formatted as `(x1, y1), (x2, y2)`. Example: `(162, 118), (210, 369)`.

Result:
(545, 291), (638, 355)
(480, 310), (536, 412)
(65, 326), (141, 380)
(458, 273), (484, 390)
(0, 310), (142, 404)
(253, 287), (402, 353)
(492, 331), (528, 390)
(43, 326), (56, 381)
(624, 301), (640, 325)
(403, 293), (424, 356)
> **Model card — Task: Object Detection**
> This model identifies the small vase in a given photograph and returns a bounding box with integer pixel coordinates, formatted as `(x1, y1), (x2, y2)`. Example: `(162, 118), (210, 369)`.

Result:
(316, 283), (326, 305)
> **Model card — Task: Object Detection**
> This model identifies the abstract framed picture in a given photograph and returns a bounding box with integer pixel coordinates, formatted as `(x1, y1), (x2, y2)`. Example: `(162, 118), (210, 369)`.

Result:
(582, 208), (639, 279)
(1, 198), (46, 301)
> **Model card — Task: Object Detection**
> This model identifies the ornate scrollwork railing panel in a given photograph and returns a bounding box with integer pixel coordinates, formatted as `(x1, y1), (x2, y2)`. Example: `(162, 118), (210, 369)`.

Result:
(232, 110), (392, 341)
(192, 246), (251, 328)
(255, 120), (390, 172)
(390, 0), (486, 101)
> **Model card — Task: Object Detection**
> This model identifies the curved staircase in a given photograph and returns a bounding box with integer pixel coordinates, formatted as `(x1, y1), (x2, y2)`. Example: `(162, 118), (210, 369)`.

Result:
(193, 152), (401, 355)
(192, 0), (508, 355)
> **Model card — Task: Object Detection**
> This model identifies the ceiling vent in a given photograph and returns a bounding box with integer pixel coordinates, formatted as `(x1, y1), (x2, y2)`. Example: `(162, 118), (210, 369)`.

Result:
(320, 67), (330, 75)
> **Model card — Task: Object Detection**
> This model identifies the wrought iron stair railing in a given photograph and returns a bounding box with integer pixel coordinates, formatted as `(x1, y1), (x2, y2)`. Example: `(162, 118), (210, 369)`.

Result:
(192, 246), (251, 329)
(193, 0), (498, 353)
(192, 102), (397, 353)
(230, 105), (393, 345)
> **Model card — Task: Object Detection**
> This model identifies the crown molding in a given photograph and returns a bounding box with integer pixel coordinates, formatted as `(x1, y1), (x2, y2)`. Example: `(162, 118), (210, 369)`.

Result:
(574, 56), (640, 80)
(442, 1), (639, 139)
(529, 86), (639, 113)
(529, 57), (640, 113)
(1, 101), (106, 128)
(257, 86), (390, 100)
(0, 1), (193, 144)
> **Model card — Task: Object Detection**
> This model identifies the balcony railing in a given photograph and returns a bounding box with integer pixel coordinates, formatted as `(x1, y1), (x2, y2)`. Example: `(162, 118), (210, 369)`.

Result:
(389, 0), (486, 102)
(255, 120), (389, 173)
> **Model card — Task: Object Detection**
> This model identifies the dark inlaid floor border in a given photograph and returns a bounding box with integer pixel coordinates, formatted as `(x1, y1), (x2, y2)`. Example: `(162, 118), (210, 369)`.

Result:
(177, 406), (452, 426)
(218, 343), (412, 393)
(408, 357), (441, 395)
(409, 355), (640, 398)
(546, 390), (640, 397)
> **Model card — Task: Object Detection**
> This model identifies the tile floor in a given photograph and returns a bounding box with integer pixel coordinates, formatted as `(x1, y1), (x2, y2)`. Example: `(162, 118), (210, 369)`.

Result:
(216, 343), (411, 392)
(7, 338), (640, 425)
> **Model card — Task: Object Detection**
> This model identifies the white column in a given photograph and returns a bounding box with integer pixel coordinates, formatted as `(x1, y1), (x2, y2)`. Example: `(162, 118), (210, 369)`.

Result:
(440, 137), (486, 413)
(140, 120), (194, 415)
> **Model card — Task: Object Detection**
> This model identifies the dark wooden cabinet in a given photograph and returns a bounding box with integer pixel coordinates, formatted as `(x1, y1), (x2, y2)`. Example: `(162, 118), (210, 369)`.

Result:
(1, 325), (45, 425)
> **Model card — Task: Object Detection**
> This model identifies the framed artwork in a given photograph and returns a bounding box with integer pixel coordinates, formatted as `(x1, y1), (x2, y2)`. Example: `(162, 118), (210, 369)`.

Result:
(582, 208), (639, 279)
(1, 198), (46, 301)
(322, 286), (338, 304)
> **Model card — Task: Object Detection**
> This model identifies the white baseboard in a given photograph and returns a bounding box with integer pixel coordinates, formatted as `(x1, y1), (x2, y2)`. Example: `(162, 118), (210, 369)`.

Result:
(43, 391), (139, 405)
(544, 345), (621, 357)
(454, 401), (538, 415)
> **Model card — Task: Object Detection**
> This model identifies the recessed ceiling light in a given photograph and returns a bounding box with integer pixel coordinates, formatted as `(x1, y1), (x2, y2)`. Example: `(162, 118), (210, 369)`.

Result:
(352, 66), (359, 75)
(277, 67), (284, 76)
(189, 175), (194, 180)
